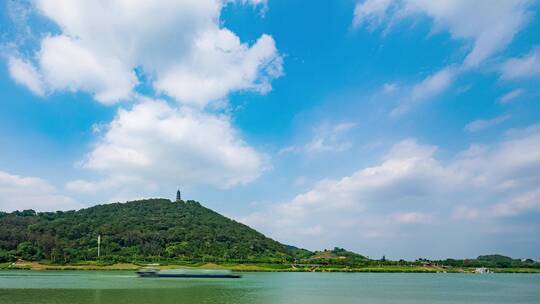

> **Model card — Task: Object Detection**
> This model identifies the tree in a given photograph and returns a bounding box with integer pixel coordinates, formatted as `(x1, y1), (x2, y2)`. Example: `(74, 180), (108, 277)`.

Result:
(17, 241), (39, 260)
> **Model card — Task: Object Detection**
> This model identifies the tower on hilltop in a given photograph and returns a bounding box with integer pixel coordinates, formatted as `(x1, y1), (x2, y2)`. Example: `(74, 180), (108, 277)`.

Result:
(176, 190), (181, 202)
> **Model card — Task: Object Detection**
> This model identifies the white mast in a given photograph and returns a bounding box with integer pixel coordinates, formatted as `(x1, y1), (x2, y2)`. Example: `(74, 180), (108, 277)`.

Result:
(98, 234), (101, 258)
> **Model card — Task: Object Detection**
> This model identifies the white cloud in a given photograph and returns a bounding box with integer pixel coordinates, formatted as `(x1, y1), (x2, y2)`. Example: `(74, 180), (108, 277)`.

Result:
(452, 206), (480, 221)
(411, 68), (453, 100)
(408, 0), (531, 67)
(65, 175), (146, 193)
(245, 139), (450, 243)
(499, 88), (525, 104)
(8, 0), (282, 106)
(500, 46), (540, 80)
(390, 67), (456, 116)
(382, 82), (398, 93)
(392, 211), (433, 224)
(353, 0), (393, 30)
(464, 115), (510, 132)
(243, 125), (540, 250)
(305, 122), (357, 153)
(354, 0), (532, 67)
(409, 68), (455, 101)
(39, 35), (138, 104)
(304, 138), (352, 153)
(333, 122), (357, 132)
(280, 122), (357, 154)
(492, 188), (540, 217)
(70, 98), (267, 190)
(0, 170), (80, 212)
(231, 0), (268, 13)
(234, 0), (267, 6)
(7, 56), (45, 96)
(6, 1), (279, 197)
(504, 122), (540, 137)
(277, 146), (297, 154)
(355, 0), (533, 116)
(154, 32), (282, 107)
(298, 225), (324, 236)
(450, 131), (540, 191)
(284, 139), (446, 213)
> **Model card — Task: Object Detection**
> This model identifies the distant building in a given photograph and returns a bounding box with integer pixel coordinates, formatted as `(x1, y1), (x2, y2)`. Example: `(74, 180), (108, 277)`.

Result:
(176, 190), (181, 202)
(473, 267), (492, 274)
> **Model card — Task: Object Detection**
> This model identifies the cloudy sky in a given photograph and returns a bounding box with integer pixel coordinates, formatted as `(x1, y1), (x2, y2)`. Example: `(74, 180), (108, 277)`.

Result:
(1, 0), (540, 260)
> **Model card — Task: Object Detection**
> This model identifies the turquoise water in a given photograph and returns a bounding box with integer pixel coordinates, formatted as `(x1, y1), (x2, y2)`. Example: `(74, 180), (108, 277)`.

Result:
(0, 271), (539, 303)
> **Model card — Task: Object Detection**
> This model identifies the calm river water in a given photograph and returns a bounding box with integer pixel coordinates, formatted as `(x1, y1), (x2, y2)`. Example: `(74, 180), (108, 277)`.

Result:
(0, 271), (539, 303)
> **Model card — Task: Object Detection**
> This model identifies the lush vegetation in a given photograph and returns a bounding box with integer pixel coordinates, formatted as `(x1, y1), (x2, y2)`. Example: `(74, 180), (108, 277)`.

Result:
(292, 247), (371, 266)
(0, 199), (291, 264)
(433, 255), (540, 269)
(1, 198), (539, 272)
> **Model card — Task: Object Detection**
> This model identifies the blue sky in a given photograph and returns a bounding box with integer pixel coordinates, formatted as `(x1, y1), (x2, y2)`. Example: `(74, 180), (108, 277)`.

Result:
(1, 0), (540, 260)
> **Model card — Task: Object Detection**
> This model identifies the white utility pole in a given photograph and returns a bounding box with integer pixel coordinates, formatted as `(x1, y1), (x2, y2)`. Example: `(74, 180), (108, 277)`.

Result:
(98, 235), (101, 258)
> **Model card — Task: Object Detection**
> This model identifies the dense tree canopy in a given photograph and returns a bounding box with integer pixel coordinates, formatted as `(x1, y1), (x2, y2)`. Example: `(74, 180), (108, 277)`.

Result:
(435, 255), (540, 269)
(0, 199), (292, 264)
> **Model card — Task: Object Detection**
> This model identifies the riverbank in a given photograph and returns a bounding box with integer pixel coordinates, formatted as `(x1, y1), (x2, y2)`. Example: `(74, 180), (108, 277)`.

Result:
(2, 260), (539, 273)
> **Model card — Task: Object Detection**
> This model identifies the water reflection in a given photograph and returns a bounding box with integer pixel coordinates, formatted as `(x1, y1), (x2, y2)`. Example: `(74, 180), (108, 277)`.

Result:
(1, 271), (539, 304)
(1, 285), (266, 304)
(0, 271), (269, 304)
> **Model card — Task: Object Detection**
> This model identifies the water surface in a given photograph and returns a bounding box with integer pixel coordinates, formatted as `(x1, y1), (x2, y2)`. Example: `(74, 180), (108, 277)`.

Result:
(0, 271), (539, 303)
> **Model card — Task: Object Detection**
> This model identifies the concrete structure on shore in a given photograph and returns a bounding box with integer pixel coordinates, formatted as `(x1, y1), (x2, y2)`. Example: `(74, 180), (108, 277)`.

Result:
(473, 267), (492, 274)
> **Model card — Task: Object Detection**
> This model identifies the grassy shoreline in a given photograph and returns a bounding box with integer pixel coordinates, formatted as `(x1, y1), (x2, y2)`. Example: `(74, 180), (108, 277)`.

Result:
(2, 261), (539, 273)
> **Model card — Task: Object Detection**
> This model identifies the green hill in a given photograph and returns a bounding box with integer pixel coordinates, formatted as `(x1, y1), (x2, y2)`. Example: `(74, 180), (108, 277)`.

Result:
(0, 199), (292, 264)
(1, 199), (538, 270)
(312, 247), (368, 260)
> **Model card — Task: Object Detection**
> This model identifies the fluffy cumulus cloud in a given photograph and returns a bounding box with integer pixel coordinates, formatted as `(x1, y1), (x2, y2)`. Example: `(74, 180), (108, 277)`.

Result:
(0, 170), (80, 212)
(4, 0), (280, 194)
(241, 125), (540, 255)
(8, 0), (282, 106)
(154, 31), (282, 106)
(38, 35), (138, 104)
(68, 98), (267, 191)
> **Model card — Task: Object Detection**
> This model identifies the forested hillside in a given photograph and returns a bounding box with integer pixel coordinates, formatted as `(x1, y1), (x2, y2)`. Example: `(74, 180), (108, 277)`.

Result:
(1, 199), (538, 269)
(0, 199), (292, 264)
